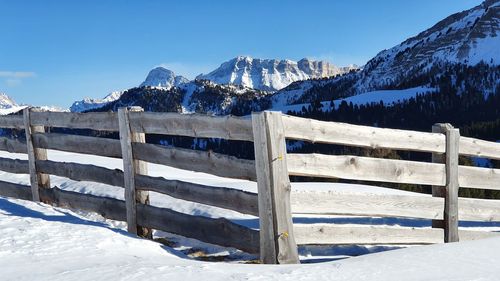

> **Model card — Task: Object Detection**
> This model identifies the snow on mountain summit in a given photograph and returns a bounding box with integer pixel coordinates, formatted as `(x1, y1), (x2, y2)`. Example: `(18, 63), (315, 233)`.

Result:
(197, 56), (358, 91)
(140, 67), (189, 88)
(0, 93), (18, 109)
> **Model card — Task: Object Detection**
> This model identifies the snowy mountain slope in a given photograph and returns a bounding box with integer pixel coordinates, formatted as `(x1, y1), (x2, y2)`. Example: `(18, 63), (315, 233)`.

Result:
(274, 86), (437, 113)
(140, 67), (189, 88)
(0, 93), (26, 115)
(70, 90), (124, 112)
(272, 0), (500, 108)
(197, 56), (357, 91)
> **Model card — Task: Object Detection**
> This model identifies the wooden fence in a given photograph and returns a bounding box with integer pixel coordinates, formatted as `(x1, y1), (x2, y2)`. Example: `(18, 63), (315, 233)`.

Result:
(0, 109), (499, 265)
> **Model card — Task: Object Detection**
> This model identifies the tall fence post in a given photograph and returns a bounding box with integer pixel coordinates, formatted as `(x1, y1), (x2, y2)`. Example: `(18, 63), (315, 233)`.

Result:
(252, 111), (299, 264)
(118, 106), (152, 238)
(23, 107), (50, 202)
(432, 123), (459, 243)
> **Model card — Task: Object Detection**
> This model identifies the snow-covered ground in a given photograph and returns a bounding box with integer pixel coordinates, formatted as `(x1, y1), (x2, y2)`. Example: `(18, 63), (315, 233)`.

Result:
(2, 196), (500, 280)
(1, 150), (500, 280)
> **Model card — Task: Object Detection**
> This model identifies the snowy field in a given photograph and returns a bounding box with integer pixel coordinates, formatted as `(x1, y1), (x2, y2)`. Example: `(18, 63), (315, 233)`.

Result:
(1, 150), (500, 280)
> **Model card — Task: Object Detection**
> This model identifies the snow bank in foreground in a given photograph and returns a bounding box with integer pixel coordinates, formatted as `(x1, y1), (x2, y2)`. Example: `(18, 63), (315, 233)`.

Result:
(1, 196), (500, 281)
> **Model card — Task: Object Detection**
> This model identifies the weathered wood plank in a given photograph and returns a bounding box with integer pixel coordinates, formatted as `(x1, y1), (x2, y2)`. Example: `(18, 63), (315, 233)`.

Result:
(133, 142), (257, 180)
(444, 128), (459, 243)
(118, 107), (140, 235)
(252, 111), (299, 264)
(459, 166), (500, 190)
(128, 107), (151, 238)
(36, 160), (124, 187)
(288, 153), (446, 186)
(0, 157), (29, 174)
(30, 111), (119, 131)
(32, 133), (122, 158)
(137, 203), (260, 254)
(293, 224), (499, 245)
(460, 137), (500, 160)
(24, 108), (50, 202)
(252, 112), (278, 264)
(0, 137), (27, 154)
(431, 124), (446, 229)
(39, 187), (126, 222)
(459, 197), (500, 221)
(0, 115), (24, 129)
(290, 191), (444, 220)
(0, 180), (32, 200)
(129, 112), (254, 141)
(135, 174), (258, 216)
(282, 115), (445, 153)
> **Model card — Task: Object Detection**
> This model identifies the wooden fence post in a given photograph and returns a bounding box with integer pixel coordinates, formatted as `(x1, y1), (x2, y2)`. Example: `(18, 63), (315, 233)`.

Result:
(431, 123), (459, 243)
(252, 111), (299, 264)
(23, 107), (50, 202)
(118, 106), (152, 238)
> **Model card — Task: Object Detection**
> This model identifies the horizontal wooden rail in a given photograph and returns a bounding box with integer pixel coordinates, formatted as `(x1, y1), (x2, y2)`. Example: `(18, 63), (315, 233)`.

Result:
(129, 112), (254, 141)
(36, 160), (125, 187)
(291, 191), (443, 220)
(293, 224), (500, 245)
(287, 153), (500, 190)
(282, 115), (445, 153)
(137, 204), (259, 254)
(0, 180), (32, 200)
(30, 112), (119, 131)
(133, 142), (257, 180)
(32, 133), (122, 158)
(0, 157), (29, 174)
(460, 137), (500, 160)
(135, 174), (258, 216)
(0, 137), (27, 154)
(291, 190), (500, 222)
(0, 115), (24, 129)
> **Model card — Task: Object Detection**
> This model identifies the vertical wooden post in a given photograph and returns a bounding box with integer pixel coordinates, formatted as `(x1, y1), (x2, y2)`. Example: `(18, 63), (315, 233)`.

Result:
(431, 124), (446, 229)
(444, 127), (460, 243)
(118, 106), (152, 238)
(431, 123), (459, 243)
(252, 111), (299, 264)
(23, 107), (50, 202)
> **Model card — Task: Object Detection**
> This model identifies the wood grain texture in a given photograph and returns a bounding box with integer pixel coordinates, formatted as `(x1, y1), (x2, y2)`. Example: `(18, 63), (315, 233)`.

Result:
(118, 107), (140, 235)
(135, 174), (258, 216)
(444, 128), (459, 243)
(32, 133), (122, 158)
(460, 137), (500, 160)
(24, 108), (50, 202)
(30, 111), (119, 131)
(293, 224), (499, 245)
(0, 137), (27, 154)
(129, 112), (254, 141)
(252, 112), (278, 264)
(282, 115), (445, 153)
(290, 191), (444, 220)
(431, 124), (447, 229)
(137, 203), (260, 254)
(36, 160), (124, 187)
(288, 153), (446, 186)
(133, 142), (257, 180)
(252, 111), (299, 264)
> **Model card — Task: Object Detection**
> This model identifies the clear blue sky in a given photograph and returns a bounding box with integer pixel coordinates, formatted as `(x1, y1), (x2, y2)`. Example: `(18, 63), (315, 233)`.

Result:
(0, 0), (483, 108)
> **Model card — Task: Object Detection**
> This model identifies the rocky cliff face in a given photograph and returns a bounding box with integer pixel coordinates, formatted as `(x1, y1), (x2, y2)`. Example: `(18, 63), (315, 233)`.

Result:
(196, 56), (357, 91)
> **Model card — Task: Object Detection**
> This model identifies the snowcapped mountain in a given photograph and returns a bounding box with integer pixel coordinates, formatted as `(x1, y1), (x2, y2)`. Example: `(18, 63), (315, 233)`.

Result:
(197, 56), (357, 91)
(272, 0), (500, 107)
(140, 67), (189, 88)
(0, 93), (26, 115)
(70, 90), (124, 112)
(0, 93), (18, 109)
